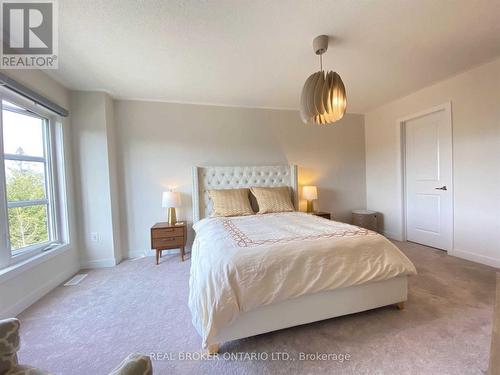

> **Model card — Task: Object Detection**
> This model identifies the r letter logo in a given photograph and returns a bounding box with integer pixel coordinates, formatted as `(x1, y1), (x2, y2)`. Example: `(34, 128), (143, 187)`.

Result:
(1, 0), (58, 68)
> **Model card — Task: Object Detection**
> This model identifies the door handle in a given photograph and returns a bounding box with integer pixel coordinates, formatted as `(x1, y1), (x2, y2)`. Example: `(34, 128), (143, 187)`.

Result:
(435, 186), (447, 191)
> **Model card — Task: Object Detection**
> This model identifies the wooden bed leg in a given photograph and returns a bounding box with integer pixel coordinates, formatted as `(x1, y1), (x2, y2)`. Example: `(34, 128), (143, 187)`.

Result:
(396, 301), (406, 310)
(207, 344), (219, 355)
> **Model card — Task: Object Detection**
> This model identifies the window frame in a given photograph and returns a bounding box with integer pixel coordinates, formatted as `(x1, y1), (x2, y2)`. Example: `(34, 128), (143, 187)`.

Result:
(0, 88), (67, 268)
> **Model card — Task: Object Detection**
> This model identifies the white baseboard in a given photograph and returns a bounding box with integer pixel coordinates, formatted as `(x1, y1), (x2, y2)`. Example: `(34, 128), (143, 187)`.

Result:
(126, 248), (191, 260)
(80, 258), (117, 269)
(383, 231), (404, 241)
(127, 249), (152, 259)
(0, 265), (79, 319)
(449, 249), (500, 269)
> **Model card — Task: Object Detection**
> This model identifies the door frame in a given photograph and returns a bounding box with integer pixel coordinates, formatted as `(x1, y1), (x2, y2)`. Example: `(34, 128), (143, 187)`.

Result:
(397, 101), (454, 250)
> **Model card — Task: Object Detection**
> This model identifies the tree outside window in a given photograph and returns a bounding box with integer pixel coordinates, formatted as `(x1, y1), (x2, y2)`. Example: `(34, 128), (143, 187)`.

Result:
(6, 147), (49, 250)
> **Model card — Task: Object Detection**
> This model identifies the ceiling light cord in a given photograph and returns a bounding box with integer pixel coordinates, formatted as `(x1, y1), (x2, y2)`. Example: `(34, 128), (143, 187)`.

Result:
(299, 34), (347, 125)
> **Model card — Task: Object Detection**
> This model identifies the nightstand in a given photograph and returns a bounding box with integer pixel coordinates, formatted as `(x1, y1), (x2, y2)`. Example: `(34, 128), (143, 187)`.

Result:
(150, 222), (187, 263)
(312, 211), (331, 220)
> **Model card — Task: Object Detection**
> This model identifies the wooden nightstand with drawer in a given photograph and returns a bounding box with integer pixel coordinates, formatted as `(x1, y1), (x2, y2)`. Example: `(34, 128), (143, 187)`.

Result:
(150, 222), (187, 264)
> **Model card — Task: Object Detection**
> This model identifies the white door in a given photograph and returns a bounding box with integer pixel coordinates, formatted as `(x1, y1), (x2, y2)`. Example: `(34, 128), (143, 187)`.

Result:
(405, 106), (453, 251)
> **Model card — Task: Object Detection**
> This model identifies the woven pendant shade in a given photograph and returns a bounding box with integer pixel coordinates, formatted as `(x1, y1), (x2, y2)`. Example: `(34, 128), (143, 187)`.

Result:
(299, 35), (347, 125)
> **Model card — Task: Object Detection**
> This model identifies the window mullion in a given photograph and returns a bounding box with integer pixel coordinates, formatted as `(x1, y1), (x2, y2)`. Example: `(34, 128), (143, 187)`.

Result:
(4, 154), (46, 163)
(2, 105), (45, 120)
(51, 118), (65, 246)
(7, 199), (48, 208)
(0, 100), (11, 267)
(44, 118), (56, 243)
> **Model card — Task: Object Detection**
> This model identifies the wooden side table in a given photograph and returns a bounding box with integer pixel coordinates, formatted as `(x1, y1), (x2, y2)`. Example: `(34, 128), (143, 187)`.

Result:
(150, 222), (187, 263)
(312, 211), (331, 220)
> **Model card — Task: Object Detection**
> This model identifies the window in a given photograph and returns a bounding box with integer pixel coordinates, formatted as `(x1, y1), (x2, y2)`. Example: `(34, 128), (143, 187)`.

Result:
(0, 93), (67, 268)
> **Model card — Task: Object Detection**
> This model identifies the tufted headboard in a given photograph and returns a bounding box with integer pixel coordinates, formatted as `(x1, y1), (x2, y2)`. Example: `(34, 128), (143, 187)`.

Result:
(192, 165), (298, 222)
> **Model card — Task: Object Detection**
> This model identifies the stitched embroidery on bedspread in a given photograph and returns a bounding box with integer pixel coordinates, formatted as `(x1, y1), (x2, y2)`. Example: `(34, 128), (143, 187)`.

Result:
(222, 218), (378, 247)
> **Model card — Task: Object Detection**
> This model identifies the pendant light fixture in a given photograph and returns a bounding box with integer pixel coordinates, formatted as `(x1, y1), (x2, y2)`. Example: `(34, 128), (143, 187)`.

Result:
(300, 35), (347, 125)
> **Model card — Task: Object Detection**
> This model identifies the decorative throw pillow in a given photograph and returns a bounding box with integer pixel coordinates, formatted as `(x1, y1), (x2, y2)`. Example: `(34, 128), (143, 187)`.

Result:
(108, 353), (152, 375)
(208, 188), (254, 217)
(0, 318), (20, 374)
(250, 186), (295, 214)
(5, 365), (51, 375)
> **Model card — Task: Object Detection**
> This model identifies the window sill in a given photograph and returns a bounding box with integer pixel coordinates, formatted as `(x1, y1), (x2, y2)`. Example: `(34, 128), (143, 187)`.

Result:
(0, 243), (72, 284)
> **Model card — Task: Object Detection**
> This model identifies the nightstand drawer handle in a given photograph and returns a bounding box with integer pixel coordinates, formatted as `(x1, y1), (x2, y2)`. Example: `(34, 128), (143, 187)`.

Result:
(163, 237), (175, 241)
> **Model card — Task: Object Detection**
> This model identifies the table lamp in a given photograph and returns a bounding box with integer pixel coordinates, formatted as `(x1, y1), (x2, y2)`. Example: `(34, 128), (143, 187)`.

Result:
(302, 186), (318, 213)
(162, 191), (181, 225)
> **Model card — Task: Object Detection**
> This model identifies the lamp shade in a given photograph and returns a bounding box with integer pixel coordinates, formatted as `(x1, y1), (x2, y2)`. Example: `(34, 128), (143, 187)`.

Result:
(299, 35), (347, 125)
(302, 186), (318, 201)
(162, 191), (181, 208)
(300, 71), (347, 125)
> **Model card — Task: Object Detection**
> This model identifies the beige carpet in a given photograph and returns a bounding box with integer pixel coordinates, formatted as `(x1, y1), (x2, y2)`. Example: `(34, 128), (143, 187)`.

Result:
(15, 241), (497, 375)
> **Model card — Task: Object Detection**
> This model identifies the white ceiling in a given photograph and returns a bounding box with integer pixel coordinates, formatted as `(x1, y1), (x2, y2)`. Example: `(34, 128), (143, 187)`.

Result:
(50, 0), (500, 113)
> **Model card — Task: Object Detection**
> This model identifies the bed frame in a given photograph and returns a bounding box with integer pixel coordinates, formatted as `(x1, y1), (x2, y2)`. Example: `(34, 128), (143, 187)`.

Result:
(192, 165), (407, 353)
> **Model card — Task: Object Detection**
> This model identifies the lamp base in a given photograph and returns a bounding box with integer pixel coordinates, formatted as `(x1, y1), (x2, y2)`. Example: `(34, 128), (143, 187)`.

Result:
(167, 207), (177, 225)
(306, 200), (314, 213)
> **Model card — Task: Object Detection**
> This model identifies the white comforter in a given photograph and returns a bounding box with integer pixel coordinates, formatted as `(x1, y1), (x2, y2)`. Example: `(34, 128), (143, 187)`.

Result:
(188, 212), (417, 348)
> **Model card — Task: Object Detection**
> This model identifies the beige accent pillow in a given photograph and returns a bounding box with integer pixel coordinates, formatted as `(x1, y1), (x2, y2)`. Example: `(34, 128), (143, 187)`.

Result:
(208, 188), (254, 217)
(250, 186), (295, 214)
(108, 353), (152, 375)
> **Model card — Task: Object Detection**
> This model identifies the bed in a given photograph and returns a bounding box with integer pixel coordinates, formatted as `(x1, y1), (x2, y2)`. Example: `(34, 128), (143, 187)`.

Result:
(189, 165), (417, 352)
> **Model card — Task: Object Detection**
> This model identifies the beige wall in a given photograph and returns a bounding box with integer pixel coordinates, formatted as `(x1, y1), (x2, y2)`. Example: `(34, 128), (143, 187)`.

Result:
(105, 94), (123, 263)
(0, 70), (80, 318)
(114, 101), (366, 256)
(70, 91), (121, 267)
(365, 58), (500, 267)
